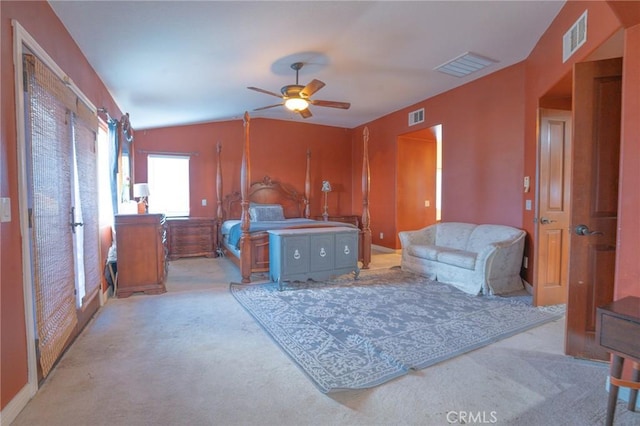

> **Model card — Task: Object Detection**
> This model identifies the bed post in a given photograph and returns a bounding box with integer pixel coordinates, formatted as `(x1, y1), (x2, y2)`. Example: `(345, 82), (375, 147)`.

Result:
(304, 149), (311, 218)
(361, 127), (372, 268)
(216, 141), (223, 256)
(216, 142), (223, 220)
(239, 112), (252, 283)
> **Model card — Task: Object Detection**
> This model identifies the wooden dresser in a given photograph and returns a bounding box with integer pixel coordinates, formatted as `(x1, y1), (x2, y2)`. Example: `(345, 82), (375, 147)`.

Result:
(115, 214), (167, 298)
(166, 217), (217, 260)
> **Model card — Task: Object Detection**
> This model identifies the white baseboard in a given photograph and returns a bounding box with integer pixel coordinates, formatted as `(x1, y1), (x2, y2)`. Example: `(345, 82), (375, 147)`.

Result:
(523, 279), (533, 295)
(371, 244), (398, 254)
(0, 383), (34, 426)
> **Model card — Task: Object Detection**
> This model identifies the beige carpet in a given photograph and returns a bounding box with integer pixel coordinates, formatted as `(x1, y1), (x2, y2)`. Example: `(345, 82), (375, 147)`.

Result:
(11, 251), (640, 426)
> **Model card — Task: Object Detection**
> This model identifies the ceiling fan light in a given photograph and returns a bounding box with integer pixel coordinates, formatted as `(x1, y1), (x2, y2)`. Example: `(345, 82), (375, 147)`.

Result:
(285, 97), (309, 111)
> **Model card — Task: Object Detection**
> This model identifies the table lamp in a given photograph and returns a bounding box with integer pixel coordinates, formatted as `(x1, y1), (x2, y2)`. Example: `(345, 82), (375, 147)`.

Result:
(321, 180), (332, 221)
(133, 183), (150, 214)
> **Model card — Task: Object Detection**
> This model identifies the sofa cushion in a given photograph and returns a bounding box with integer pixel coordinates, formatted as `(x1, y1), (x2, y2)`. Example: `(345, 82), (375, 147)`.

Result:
(466, 224), (523, 252)
(436, 249), (477, 270)
(435, 222), (477, 250)
(407, 244), (440, 261)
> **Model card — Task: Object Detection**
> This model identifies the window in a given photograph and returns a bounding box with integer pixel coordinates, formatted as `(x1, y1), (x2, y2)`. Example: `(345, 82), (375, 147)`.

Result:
(147, 154), (190, 216)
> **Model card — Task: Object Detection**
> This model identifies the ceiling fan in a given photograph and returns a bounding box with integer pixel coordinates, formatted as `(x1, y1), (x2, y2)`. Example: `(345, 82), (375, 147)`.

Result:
(248, 62), (351, 119)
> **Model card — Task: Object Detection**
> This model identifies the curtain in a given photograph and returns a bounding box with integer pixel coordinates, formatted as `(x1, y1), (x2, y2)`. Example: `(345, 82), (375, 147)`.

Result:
(109, 119), (119, 214)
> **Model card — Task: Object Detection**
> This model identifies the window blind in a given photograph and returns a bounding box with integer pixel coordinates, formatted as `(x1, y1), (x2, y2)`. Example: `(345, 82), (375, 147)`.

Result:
(24, 52), (100, 376)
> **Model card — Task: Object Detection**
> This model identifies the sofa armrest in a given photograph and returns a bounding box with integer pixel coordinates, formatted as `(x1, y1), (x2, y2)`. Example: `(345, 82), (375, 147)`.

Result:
(398, 225), (437, 248)
(480, 233), (526, 294)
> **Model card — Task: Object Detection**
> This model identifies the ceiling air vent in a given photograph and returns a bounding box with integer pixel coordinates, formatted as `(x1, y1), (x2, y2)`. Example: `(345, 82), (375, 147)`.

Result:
(434, 52), (498, 78)
(563, 11), (587, 63)
(408, 108), (424, 126)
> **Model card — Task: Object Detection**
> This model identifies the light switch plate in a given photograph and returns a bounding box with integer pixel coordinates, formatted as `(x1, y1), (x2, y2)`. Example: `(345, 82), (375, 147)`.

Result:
(0, 197), (11, 222)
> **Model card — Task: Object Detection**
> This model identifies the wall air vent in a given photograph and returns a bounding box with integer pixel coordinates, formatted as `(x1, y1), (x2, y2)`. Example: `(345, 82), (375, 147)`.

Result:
(408, 108), (425, 126)
(563, 11), (587, 63)
(434, 52), (498, 78)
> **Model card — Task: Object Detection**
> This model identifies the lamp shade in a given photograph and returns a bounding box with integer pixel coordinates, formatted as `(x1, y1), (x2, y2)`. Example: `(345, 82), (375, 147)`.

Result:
(321, 181), (332, 192)
(133, 183), (150, 198)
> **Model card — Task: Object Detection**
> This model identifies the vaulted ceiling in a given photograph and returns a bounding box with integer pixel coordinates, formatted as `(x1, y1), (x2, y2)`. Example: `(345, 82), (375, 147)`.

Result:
(49, 1), (566, 130)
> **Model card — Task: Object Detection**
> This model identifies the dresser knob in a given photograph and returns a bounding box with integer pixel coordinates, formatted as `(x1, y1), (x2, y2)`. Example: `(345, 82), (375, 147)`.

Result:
(344, 245), (350, 255)
(293, 249), (301, 260)
(320, 247), (326, 257)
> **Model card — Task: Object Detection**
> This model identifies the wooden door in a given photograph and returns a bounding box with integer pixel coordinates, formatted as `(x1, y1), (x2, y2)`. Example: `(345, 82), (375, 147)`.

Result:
(565, 58), (622, 360)
(534, 110), (572, 306)
(396, 130), (437, 245)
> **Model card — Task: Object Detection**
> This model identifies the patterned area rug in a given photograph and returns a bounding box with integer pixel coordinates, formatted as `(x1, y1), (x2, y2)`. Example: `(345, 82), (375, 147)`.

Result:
(230, 269), (565, 393)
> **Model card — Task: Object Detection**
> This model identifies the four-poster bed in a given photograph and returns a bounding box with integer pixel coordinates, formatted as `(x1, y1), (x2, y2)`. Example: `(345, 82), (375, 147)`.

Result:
(216, 112), (372, 283)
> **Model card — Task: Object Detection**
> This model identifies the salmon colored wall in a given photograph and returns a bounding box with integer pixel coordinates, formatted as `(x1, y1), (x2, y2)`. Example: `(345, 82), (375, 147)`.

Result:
(352, 63), (526, 249)
(1, 1), (122, 411)
(133, 118), (354, 219)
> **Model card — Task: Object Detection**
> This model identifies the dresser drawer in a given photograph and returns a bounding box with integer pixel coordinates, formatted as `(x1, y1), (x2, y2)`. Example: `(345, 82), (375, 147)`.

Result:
(309, 234), (335, 272)
(599, 314), (640, 359)
(282, 235), (310, 275)
(335, 232), (358, 268)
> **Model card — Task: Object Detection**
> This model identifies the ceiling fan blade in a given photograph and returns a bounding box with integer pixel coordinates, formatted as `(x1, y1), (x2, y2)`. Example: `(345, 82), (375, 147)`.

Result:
(299, 108), (313, 119)
(310, 99), (351, 109)
(253, 103), (283, 111)
(247, 86), (282, 98)
(300, 79), (325, 98)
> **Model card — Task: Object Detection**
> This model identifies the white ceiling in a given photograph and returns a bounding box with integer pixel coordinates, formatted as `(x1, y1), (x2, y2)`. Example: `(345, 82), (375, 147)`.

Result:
(48, 1), (566, 130)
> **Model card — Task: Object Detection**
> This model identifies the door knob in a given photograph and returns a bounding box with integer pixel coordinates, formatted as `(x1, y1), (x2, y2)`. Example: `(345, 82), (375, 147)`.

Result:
(575, 224), (603, 236)
(69, 206), (84, 233)
(540, 217), (557, 225)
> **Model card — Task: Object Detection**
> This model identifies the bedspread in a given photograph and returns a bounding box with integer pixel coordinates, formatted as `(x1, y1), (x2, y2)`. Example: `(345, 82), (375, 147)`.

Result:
(226, 219), (356, 249)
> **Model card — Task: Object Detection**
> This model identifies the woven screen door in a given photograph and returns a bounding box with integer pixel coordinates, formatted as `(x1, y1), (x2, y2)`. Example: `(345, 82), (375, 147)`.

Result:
(72, 105), (101, 305)
(24, 53), (100, 377)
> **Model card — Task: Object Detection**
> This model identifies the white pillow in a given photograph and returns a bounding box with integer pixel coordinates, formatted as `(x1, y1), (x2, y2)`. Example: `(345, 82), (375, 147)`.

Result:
(249, 204), (285, 222)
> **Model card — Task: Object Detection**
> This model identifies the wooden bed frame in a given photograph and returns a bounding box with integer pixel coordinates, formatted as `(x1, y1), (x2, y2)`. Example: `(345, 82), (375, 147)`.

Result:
(216, 112), (372, 283)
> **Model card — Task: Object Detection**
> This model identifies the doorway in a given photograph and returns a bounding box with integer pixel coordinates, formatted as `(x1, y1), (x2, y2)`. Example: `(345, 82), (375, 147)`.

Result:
(534, 54), (623, 361)
(14, 22), (103, 388)
(396, 125), (441, 248)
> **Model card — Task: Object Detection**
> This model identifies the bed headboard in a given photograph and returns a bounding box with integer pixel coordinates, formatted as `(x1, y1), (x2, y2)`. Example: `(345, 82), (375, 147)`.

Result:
(222, 175), (307, 220)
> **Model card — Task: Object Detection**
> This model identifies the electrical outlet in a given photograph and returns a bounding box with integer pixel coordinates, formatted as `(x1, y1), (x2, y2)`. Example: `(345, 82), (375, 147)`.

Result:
(379, 232), (384, 239)
(424, 200), (430, 207)
(0, 197), (10, 222)
(201, 199), (207, 206)
(523, 256), (528, 268)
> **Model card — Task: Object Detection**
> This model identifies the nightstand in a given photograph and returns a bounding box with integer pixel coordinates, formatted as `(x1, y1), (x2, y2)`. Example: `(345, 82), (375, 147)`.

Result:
(596, 296), (640, 426)
(314, 215), (360, 228)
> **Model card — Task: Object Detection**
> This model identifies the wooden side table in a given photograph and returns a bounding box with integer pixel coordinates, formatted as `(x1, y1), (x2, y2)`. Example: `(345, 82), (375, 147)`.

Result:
(596, 296), (640, 426)
(166, 217), (218, 260)
(314, 215), (360, 228)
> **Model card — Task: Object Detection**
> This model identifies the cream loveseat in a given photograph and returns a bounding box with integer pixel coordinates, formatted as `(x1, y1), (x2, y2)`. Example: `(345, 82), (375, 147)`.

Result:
(398, 222), (526, 295)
